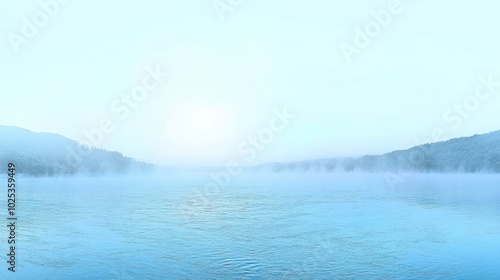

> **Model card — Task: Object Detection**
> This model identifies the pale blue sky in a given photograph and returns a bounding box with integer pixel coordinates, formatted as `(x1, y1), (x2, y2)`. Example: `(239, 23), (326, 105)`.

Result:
(1, 0), (499, 165)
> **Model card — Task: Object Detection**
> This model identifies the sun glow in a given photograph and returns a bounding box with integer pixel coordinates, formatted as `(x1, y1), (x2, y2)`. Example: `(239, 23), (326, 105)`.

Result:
(163, 104), (236, 153)
(190, 110), (216, 131)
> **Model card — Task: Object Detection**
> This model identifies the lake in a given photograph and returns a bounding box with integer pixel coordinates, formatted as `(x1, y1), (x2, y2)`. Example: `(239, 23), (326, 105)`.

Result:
(3, 173), (500, 279)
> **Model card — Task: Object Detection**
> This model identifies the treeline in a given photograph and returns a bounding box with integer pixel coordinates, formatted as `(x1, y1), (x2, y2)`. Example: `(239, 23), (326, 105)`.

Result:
(0, 126), (154, 176)
(270, 130), (500, 173)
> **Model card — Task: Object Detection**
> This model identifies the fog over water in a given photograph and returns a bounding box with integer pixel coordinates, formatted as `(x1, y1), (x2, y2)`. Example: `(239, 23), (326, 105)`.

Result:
(1, 0), (499, 278)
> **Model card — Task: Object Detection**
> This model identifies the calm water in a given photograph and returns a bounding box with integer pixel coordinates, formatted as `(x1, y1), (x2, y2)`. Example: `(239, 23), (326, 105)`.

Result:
(2, 173), (500, 279)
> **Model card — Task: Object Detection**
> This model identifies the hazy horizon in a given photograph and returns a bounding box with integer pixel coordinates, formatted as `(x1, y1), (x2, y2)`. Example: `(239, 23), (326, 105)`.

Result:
(2, 124), (499, 170)
(2, 2), (500, 278)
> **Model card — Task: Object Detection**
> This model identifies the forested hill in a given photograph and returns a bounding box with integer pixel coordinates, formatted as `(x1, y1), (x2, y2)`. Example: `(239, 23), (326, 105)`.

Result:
(268, 130), (500, 173)
(0, 126), (154, 176)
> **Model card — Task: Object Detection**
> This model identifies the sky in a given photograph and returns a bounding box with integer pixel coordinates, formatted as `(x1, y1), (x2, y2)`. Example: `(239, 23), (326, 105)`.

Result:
(1, 0), (499, 166)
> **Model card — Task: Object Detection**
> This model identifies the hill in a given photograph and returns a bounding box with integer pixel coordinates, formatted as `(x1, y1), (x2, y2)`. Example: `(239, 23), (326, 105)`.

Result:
(266, 130), (500, 173)
(0, 126), (154, 176)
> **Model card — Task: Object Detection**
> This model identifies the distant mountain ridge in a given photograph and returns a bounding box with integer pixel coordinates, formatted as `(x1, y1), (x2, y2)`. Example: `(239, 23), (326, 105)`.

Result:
(265, 130), (500, 173)
(3, 126), (499, 176)
(0, 126), (154, 176)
